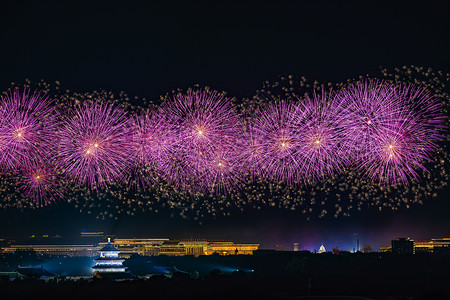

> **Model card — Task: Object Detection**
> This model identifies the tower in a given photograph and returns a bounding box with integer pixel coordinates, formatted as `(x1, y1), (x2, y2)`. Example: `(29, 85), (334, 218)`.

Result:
(293, 243), (299, 251)
(92, 238), (127, 274)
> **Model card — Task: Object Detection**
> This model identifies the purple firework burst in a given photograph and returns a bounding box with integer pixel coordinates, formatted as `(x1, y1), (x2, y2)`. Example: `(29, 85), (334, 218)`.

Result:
(336, 80), (407, 156)
(132, 108), (178, 168)
(0, 89), (59, 170)
(128, 108), (179, 190)
(338, 80), (446, 185)
(18, 159), (63, 205)
(196, 141), (244, 194)
(294, 90), (352, 183)
(161, 89), (244, 193)
(249, 101), (301, 184)
(55, 102), (135, 188)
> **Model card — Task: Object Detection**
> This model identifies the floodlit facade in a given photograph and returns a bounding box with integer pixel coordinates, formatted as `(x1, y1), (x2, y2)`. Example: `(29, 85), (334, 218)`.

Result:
(381, 237), (450, 254)
(413, 238), (450, 253)
(203, 242), (260, 255)
(2, 238), (259, 257)
(99, 239), (259, 257)
(2, 244), (98, 257)
(92, 240), (126, 273)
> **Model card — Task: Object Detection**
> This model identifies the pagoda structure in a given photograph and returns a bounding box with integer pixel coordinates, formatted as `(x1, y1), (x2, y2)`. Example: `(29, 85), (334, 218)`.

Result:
(92, 238), (133, 279)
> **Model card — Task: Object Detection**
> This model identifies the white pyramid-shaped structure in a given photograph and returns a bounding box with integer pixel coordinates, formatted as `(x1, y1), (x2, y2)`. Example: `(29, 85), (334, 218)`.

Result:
(318, 244), (326, 253)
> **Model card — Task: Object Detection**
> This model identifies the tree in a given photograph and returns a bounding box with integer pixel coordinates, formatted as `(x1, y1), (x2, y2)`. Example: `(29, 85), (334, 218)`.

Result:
(332, 246), (341, 255)
(361, 243), (373, 253)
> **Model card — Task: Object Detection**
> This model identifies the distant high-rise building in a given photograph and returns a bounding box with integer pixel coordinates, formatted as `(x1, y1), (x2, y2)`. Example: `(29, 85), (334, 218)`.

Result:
(392, 237), (414, 254)
(293, 243), (299, 252)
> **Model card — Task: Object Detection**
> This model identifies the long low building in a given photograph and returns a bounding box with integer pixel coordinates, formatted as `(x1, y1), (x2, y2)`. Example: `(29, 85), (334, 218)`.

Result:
(2, 244), (99, 257)
(100, 239), (260, 258)
(2, 238), (259, 258)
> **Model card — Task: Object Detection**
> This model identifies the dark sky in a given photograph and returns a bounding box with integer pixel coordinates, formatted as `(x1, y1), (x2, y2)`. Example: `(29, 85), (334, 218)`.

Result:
(0, 1), (449, 250)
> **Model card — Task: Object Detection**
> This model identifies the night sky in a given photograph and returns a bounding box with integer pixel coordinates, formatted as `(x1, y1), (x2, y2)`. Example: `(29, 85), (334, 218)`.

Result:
(0, 1), (449, 251)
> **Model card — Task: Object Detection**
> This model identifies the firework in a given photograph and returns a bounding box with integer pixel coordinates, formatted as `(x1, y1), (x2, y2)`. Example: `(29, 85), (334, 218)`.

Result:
(55, 101), (135, 188)
(0, 89), (59, 170)
(294, 90), (352, 183)
(249, 101), (302, 184)
(0, 68), (447, 220)
(335, 80), (407, 156)
(160, 88), (244, 193)
(337, 80), (446, 185)
(132, 108), (179, 169)
(17, 159), (63, 205)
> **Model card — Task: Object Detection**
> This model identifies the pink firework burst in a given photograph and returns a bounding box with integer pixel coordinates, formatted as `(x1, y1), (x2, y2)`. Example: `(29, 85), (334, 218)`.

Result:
(127, 109), (179, 190)
(196, 142), (244, 194)
(161, 89), (244, 193)
(132, 108), (178, 168)
(339, 80), (446, 185)
(0, 89), (59, 170)
(239, 119), (265, 179)
(17, 159), (63, 205)
(249, 101), (301, 184)
(55, 102), (135, 188)
(336, 80), (407, 156)
(294, 91), (352, 183)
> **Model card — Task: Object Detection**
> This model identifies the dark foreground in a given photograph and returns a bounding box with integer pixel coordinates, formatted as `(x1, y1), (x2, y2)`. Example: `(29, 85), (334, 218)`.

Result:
(1, 251), (450, 299)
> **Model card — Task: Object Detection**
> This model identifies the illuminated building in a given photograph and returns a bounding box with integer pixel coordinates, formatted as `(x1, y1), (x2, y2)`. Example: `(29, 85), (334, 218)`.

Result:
(293, 243), (299, 251)
(182, 240), (209, 256)
(99, 239), (259, 257)
(159, 241), (186, 256)
(2, 244), (98, 257)
(92, 239), (126, 273)
(101, 239), (169, 258)
(381, 237), (450, 254)
(92, 238), (135, 280)
(203, 242), (259, 255)
(412, 238), (450, 253)
(80, 229), (104, 237)
(318, 244), (326, 253)
(2, 238), (259, 257)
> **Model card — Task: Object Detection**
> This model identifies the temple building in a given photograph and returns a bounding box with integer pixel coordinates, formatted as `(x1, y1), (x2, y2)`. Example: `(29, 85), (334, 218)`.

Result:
(92, 238), (134, 280)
